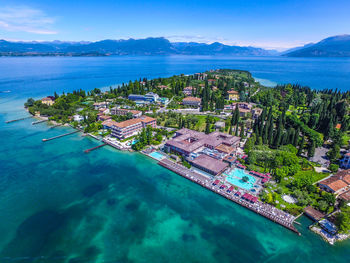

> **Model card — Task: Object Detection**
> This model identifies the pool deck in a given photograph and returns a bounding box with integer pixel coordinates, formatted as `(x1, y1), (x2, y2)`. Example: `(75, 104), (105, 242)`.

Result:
(158, 158), (300, 235)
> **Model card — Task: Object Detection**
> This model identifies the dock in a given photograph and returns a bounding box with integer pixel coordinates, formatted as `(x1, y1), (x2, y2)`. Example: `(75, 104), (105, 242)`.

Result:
(49, 124), (62, 129)
(42, 130), (80, 142)
(84, 143), (107, 153)
(5, 116), (31, 123)
(32, 119), (48, 125)
(158, 158), (300, 235)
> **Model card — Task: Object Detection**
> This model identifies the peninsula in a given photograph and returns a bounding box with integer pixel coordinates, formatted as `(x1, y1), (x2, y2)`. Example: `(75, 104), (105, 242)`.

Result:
(23, 69), (350, 244)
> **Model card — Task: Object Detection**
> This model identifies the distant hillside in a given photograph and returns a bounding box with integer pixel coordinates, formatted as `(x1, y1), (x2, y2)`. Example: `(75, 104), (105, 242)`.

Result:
(171, 41), (272, 56)
(0, 37), (275, 56)
(285, 35), (350, 57)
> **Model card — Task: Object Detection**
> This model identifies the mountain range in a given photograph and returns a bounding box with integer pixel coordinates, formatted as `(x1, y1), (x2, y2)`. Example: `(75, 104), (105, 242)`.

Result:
(0, 35), (349, 57)
(284, 35), (350, 57)
(0, 37), (275, 56)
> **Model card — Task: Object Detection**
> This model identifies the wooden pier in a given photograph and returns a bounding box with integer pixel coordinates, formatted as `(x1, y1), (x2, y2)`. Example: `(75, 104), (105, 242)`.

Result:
(84, 143), (107, 153)
(42, 130), (80, 142)
(158, 158), (300, 235)
(32, 119), (48, 125)
(5, 116), (31, 123)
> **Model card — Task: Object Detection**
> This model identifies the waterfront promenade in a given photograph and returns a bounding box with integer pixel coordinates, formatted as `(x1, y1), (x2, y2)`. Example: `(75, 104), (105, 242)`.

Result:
(158, 158), (299, 234)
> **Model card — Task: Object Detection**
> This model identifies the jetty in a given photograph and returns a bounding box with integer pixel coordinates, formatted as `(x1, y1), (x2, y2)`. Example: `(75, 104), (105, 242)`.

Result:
(84, 143), (107, 153)
(42, 130), (80, 142)
(49, 124), (62, 129)
(5, 116), (31, 123)
(32, 119), (48, 125)
(158, 158), (300, 235)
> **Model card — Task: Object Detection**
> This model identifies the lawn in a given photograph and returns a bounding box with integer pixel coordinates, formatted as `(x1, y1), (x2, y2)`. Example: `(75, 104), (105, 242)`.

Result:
(193, 115), (220, 132)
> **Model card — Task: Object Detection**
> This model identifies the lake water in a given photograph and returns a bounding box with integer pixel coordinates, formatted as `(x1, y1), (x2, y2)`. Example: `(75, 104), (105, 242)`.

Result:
(0, 56), (350, 263)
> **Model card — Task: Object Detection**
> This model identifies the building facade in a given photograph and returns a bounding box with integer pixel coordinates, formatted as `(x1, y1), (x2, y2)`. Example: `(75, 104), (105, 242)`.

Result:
(227, 90), (239, 101)
(252, 107), (263, 120)
(128, 92), (159, 104)
(183, 86), (193, 96)
(318, 170), (350, 195)
(93, 102), (109, 110)
(111, 108), (142, 118)
(182, 97), (201, 107)
(41, 96), (55, 106)
(340, 153), (350, 169)
(111, 115), (156, 140)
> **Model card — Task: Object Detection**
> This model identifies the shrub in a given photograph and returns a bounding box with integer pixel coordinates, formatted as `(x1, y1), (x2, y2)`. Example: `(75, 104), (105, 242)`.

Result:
(329, 164), (339, 173)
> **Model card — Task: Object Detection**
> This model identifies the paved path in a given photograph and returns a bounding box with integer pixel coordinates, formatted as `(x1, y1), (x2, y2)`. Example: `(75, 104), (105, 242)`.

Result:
(309, 147), (330, 167)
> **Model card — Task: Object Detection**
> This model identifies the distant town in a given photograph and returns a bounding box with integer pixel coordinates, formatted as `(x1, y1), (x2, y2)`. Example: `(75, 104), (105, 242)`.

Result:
(24, 69), (350, 244)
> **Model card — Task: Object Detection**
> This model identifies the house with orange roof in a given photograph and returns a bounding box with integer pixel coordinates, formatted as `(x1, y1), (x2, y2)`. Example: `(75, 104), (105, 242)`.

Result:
(183, 86), (194, 96)
(97, 114), (111, 121)
(182, 97), (201, 107)
(102, 119), (118, 129)
(227, 90), (239, 101)
(318, 169), (350, 195)
(111, 108), (142, 118)
(111, 115), (156, 139)
(41, 96), (55, 106)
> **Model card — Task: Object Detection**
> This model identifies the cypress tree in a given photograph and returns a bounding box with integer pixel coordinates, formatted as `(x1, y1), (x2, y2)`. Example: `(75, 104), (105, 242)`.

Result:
(230, 109), (235, 126)
(274, 115), (283, 147)
(233, 105), (240, 125)
(235, 122), (239, 136)
(308, 140), (316, 158)
(297, 136), (305, 156)
(205, 117), (210, 134)
(262, 122), (269, 144)
(268, 118), (274, 146)
(239, 123), (245, 138)
(293, 127), (300, 146)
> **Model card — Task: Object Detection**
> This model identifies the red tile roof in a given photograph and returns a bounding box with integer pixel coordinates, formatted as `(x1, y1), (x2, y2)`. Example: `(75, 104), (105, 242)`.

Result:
(191, 155), (228, 175)
(113, 115), (156, 128)
(182, 96), (201, 102)
(319, 169), (350, 192)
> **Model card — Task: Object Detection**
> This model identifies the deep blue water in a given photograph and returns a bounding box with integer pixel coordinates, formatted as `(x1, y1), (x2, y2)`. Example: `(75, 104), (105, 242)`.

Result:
(0, 56), (350, 263)
(1, 56), (350, 99)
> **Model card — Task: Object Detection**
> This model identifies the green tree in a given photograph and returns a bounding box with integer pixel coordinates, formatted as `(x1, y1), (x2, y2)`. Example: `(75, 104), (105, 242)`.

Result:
(329, 164), (339, 173)
(297, 136), (305, 156)
(235, 122), (239, 136)
(239, 123), (245, 138)
(335, 207), (350, 233)
(24, 98), (35, 107)
(205, 118), (210, 134)
(327, 144), (341, 162)
(308, 140), (315, 158)
(242, 176), (249, 183)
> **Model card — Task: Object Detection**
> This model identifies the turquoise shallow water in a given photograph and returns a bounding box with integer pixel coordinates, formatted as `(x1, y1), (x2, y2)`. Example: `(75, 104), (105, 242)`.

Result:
(1, 56), (350, 262)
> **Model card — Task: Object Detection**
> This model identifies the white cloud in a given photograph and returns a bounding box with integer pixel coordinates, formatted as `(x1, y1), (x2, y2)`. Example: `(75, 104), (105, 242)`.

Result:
(0, 6), (57, 34)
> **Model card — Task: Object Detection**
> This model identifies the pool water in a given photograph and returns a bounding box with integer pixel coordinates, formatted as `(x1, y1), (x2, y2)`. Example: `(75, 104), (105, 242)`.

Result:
(149, 151), (166, 160)
(224, 169), (256, 190)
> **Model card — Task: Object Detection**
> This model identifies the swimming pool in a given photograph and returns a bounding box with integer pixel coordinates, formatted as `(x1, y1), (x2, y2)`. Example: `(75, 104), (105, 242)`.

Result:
(224, 169), (256, 190)
(149, 151), (166, 160)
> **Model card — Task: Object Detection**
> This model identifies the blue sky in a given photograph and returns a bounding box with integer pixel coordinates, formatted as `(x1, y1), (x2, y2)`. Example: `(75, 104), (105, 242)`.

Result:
(0, 0), (349, 50)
